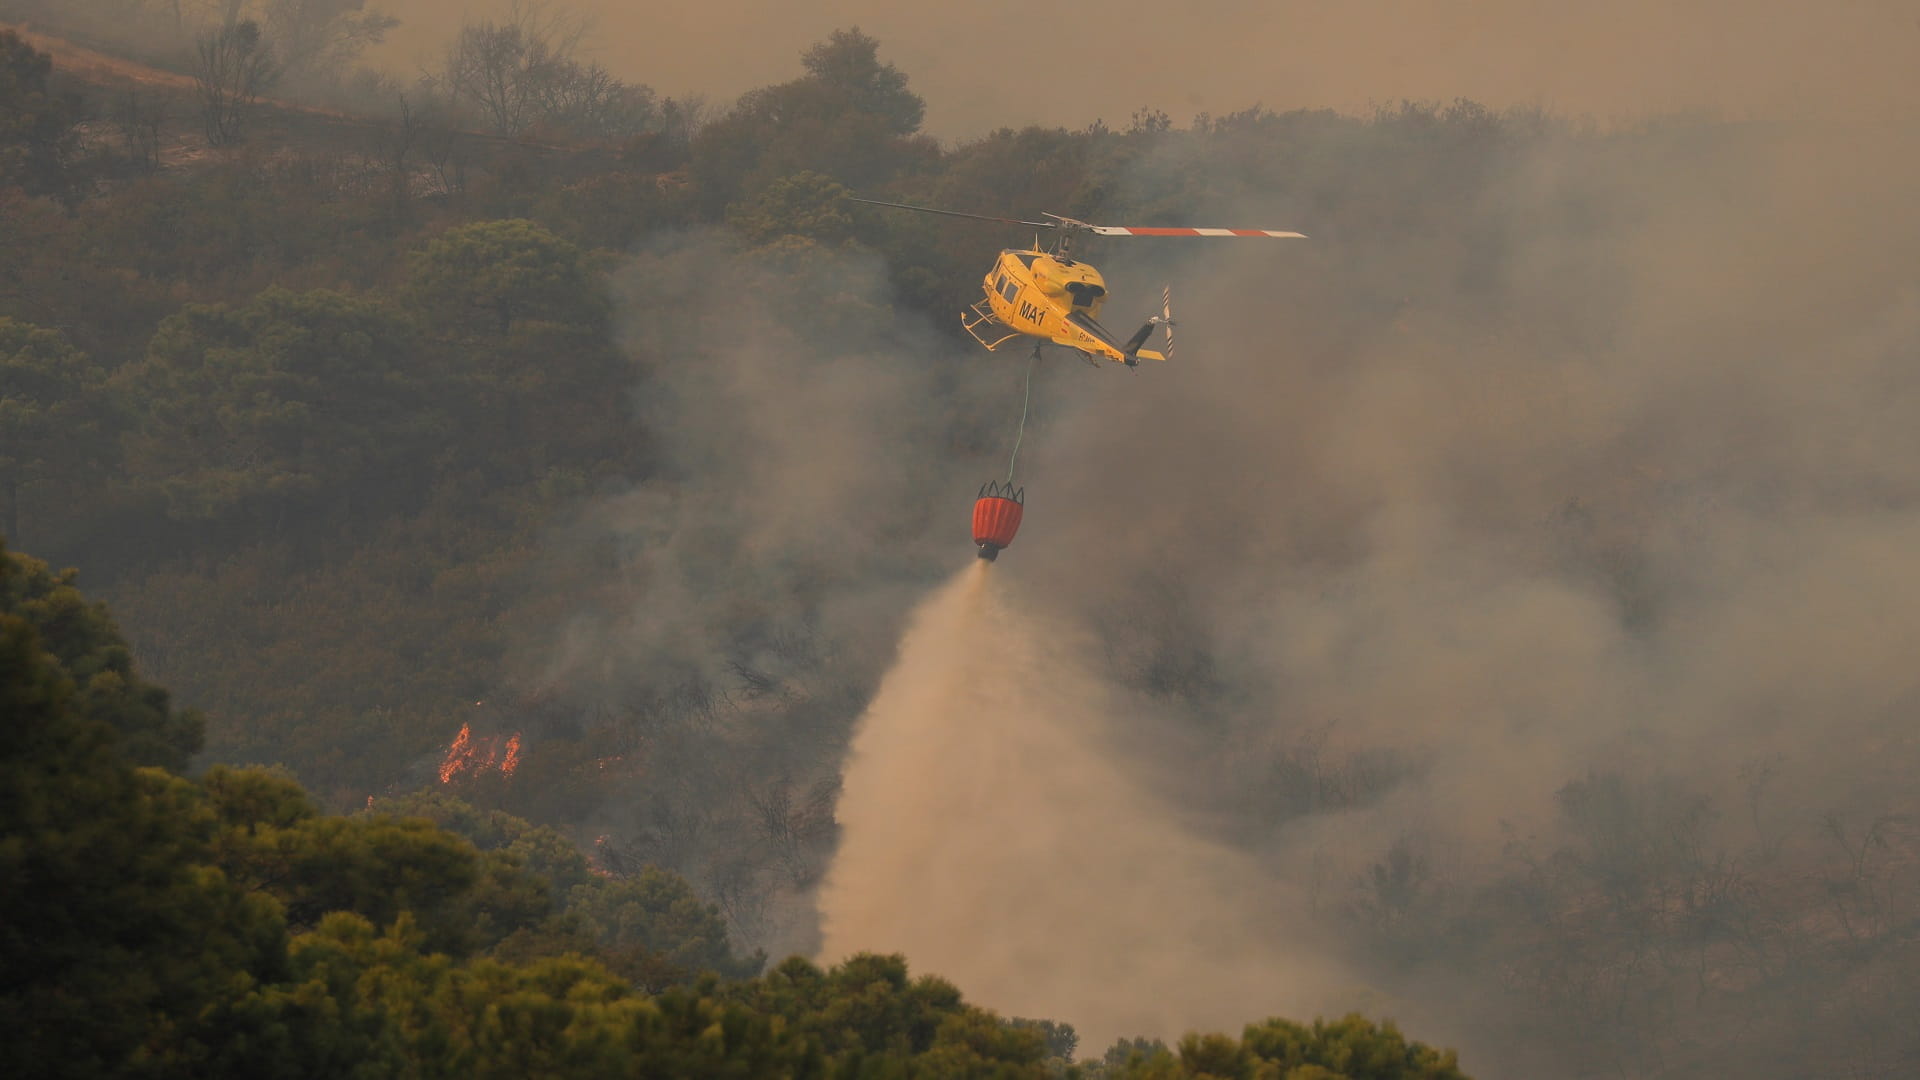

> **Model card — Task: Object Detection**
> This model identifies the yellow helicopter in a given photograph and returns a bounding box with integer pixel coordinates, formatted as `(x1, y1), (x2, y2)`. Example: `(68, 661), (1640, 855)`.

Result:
(852, 197), (1305, 366)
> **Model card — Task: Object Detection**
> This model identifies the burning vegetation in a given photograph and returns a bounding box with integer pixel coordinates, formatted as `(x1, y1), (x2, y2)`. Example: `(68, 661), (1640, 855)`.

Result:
(438, 723), (522, 783)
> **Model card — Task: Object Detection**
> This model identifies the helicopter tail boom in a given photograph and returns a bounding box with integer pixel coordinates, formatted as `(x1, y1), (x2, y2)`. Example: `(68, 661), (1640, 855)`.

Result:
(1116, 318), (1167, 363)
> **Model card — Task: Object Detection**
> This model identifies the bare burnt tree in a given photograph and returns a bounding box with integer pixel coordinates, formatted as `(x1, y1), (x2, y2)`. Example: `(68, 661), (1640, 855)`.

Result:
(412, 92), (469, 199)
(744, 773), (839, 888)
(193, 19), (278, 145)
(261, 0), (398, 84)
(437, 3), (565, 137)
(111, 88), (167, 173)
(656, 94), (708, 146)
(436, 0), (653, 140)
(532, 58), (653, 139)
(364, 90), (417, 207)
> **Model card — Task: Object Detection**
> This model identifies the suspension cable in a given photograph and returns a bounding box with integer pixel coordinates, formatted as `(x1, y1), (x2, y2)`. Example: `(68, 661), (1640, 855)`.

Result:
(1006, 348), (1040, 485)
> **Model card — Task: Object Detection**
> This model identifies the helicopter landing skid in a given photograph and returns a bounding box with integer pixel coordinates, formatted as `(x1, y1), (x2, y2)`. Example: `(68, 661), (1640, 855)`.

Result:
(962, 300), (1025, 352)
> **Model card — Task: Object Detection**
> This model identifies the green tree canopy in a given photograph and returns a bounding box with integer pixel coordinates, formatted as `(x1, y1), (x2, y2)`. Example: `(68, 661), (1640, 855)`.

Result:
(0, 543), (202, 770)
(405, 219), (604, 337)
(376, 788), (600, 897)
(0, 30), (83, 203)
(799, 27), (925, 137)
(1097, 1015), (1470, 1080)
(692, 28), (934, 215)
(728, 171), (857, 248)
(565, 866), (763, 987)
(723, 953), (1047, 1070)
(120, 287), (432, 528)
(0, 541), (283, 1076)
(0, 319), (117, 549)
(202, 766), (554, 958)
(377, 789), (764, 986)
(400, 221), (635, 485)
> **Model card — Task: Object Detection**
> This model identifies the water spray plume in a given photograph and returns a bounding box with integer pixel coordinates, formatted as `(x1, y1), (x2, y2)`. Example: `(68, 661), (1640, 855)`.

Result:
(819, 563), (1340, 1048)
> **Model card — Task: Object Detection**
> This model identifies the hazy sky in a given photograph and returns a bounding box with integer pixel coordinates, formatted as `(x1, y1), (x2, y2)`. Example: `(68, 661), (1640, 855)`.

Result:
(373, 1), (1920, 135)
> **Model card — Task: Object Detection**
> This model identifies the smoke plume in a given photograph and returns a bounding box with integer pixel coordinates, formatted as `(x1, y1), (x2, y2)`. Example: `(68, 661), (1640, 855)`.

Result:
(549, 104), (1920, 1071)
(505, 13), (1920, 1073)
(998, 107), (1920, 1075)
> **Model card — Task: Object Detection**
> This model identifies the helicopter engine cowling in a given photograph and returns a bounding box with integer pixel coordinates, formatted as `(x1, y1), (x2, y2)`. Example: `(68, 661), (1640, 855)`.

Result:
(1032, 255), (1109, 314)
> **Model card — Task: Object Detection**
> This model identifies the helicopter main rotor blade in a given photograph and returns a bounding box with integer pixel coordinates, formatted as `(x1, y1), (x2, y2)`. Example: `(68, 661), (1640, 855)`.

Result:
(851, 196), (1307, 240)
(1084, 224), (1307, 238)
(848, 197), (1057, 231)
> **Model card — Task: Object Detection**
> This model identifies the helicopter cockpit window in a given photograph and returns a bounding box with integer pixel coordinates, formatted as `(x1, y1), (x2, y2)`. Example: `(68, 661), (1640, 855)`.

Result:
(1064, 281), (1106, 308)
(1001, 280), (1019, 302)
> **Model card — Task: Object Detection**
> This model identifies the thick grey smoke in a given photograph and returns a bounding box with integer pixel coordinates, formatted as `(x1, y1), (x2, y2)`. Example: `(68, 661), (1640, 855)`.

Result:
(530, 233), (1022, 956)
(483, 8), (1920, 1074)
(552, 109), (1920, 1073)
(997, 109), (1920, 1074)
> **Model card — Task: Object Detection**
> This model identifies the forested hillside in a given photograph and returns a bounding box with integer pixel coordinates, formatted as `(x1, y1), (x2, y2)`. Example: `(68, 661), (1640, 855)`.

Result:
(1, 536), (1469, 1075)
(6, 2), (1920, 1076)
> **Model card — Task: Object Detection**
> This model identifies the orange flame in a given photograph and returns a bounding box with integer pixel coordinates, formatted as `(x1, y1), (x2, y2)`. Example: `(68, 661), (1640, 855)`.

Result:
(439, 723), (474, 783)
(439, 723), (523, 783)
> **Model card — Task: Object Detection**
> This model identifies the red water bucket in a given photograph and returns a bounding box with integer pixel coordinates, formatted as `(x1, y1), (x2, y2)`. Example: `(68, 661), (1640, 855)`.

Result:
(972, 480), (1024, 560)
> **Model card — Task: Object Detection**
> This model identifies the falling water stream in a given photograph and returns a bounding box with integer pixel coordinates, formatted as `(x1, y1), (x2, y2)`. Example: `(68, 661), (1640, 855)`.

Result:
(816, 562), (1336, 1048)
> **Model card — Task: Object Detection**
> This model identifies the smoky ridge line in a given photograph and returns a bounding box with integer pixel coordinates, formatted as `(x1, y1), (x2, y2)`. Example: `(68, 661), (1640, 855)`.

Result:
(363, 0), (1920, 135)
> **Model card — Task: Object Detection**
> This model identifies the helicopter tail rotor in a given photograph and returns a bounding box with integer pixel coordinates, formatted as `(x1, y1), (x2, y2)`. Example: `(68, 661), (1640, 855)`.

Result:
(1147, 285), (1175, 359)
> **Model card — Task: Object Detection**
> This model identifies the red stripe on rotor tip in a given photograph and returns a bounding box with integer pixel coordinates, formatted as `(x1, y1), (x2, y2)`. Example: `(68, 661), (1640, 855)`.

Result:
(1108, 227), (1298, 237)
